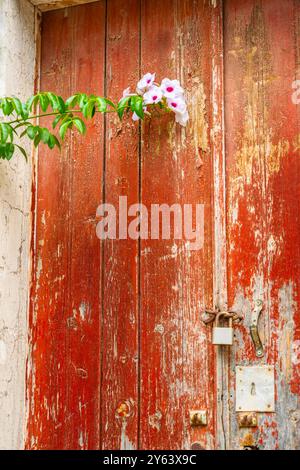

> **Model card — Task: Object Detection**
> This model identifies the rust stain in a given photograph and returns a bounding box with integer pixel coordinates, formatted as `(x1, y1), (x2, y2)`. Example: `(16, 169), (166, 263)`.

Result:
(240, 432), (255, 448)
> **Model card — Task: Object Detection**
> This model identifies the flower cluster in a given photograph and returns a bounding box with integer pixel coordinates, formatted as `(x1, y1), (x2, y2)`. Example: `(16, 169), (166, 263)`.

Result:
(121, 73), (189, 127)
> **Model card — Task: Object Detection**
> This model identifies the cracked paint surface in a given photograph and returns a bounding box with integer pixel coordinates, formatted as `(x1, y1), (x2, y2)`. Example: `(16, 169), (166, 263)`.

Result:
(225, 0), (300, 450)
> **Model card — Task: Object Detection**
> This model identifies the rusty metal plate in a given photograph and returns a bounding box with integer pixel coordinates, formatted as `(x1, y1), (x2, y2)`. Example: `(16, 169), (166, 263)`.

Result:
(189, 410), (207, 426)
(236, 366), (275, 412)
(238, 412), (258, 428)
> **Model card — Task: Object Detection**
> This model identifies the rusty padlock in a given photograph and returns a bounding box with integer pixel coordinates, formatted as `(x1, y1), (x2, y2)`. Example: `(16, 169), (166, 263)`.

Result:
(212, 312), (233, 345)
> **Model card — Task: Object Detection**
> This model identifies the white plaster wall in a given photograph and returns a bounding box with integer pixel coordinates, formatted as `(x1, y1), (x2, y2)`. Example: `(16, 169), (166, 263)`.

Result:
(0, 0), (35, 450)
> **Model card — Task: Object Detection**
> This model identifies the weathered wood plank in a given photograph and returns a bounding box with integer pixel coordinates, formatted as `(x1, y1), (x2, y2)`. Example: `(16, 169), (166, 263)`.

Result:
(210, 0), (229, 450)
(65, 2), (105, 449)
(101, 0), (140, 450)
(225, 0), (300, 450)
(140, 0), (215, 450)
(26, 2), (105, 449)
(26, 8), (73, 449)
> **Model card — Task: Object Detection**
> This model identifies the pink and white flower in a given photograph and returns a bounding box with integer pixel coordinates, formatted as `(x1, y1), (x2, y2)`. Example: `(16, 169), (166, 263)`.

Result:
(143, 85), (163, 105)
(120, 73), (189, 127)
(175, 110), (189, 127)
(167, 96), (187, 114)
(137, 72), (156, 94)
(161, 78), (184, 99)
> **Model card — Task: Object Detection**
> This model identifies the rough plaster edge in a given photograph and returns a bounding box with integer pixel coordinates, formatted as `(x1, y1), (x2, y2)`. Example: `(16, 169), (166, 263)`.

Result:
(0, 0), (37, 449)
(23, 4), (42, 449)
(30, 0), (99, 12)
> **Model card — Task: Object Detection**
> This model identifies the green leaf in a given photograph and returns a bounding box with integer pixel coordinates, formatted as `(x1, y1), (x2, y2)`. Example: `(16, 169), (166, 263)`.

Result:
(48, 134), (61, 150)
(26, 95), (39, 111)
(65, 94), (79, 108)
(79, 93), (88, 110)
(105, 98), (116, 109)
(15, 144), (28, 161)
(56, 96), (66, 114)
(1, 98), (14, 116)
(60, 113), (73, 125)
(96, 97), (107, 113)
(0, 123), (8, 143)
(59, 120), (72, 140)
(52, 114), (63, 129)
(0, 143), (15, 160)
(12, 97), (23, 115)
(26, 125), (38, 140)
(39, 127), (50, 144)
(73, 117), (86, 135)
(47, 92), (60, 111)
(117, 96), (131, 120)
(20, 128), (29, 138)
(34, 133), (41, 148)
(131, 95), (144, 119)
(82, 99), (96, 119)
(47, 135), (55, 149)
(21, 103), (29, 120)
(0, 123), (13, 143)
(39, 94), (50, 112)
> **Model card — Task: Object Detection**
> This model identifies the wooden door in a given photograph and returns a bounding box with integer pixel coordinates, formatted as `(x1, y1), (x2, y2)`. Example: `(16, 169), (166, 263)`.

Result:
(26, 0), (300, 450)
(26, 0), (218, 450)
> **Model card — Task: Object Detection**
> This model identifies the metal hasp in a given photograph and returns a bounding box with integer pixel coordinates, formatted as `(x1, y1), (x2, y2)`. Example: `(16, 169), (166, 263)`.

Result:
(236, 366), (275, 412)
(250, 300), (264, 357)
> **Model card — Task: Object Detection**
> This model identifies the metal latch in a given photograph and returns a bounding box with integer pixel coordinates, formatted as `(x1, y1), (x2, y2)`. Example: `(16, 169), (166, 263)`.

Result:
(202, 307), (243, 325)
(250, 300), (264, 357)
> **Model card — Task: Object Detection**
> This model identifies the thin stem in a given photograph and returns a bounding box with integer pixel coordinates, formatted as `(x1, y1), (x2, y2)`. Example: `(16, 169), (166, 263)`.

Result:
(7, 108), (119, 126)
(7, 103), (171, 127)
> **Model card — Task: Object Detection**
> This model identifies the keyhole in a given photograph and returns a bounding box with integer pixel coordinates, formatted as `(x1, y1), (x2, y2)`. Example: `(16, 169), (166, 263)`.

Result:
(251, 382), (256, 396)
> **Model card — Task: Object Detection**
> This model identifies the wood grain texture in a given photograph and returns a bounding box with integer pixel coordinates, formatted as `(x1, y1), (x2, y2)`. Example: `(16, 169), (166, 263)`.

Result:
(139, 0), (215, 450)
(224, 0), (300, 450)
(26, 2), (105, 449)
(101, 0), (140, 450)
(65, 3), (105, 449)
(210, 0), (229, 450)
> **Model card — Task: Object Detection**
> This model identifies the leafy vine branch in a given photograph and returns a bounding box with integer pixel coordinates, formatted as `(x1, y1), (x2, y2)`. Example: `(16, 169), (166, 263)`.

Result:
(0, 74), (189, 161)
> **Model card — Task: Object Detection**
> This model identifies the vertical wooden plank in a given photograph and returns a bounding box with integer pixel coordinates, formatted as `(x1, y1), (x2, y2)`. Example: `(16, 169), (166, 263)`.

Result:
(175, 0), (216, 451)
(66, 2), (105, 449)
(26, 8), (72, 449)
(225, 0), (300, 450)
(101, 0), (140, 450)
(210, 0), (230, 450)
(140, 0), (215, 449)
(26, 2), (105, 449)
